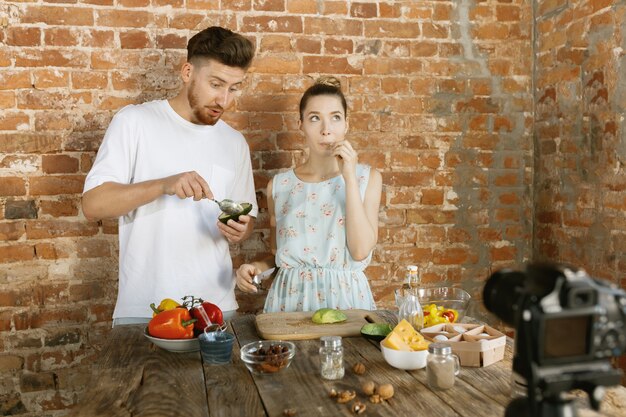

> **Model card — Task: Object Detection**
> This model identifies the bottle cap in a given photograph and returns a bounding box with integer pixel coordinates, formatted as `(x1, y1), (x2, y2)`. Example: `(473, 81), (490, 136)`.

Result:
(320, 335), (342, 348)
(428, 342), (452, 355)
(407, 265), (418, 272)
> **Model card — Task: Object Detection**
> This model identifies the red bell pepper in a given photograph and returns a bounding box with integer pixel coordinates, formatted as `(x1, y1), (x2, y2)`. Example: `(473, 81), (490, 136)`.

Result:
(183, 296), (224, 329)
(148, 307), (196, 339)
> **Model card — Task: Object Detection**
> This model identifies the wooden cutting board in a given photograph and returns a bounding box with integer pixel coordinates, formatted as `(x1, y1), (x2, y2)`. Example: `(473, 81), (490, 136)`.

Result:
(255, 309), (387, 340)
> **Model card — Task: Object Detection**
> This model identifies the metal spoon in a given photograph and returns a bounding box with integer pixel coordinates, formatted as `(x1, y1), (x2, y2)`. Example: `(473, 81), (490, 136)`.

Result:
(210, 198), (243, 215)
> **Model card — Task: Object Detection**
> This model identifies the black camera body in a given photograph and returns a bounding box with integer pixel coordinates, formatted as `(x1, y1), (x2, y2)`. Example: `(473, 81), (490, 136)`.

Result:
(484, 263), (626, 417)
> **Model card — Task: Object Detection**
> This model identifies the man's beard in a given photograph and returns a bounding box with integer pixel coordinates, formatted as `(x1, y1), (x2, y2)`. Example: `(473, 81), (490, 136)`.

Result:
(187, 81), (222, 126)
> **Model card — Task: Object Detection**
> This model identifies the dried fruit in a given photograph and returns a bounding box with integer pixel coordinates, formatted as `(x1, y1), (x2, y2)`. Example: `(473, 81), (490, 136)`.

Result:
(378, 383), (394, 400)
(337, 390), (356, 404)
(351, 401), (366, 414)
(283, 408), (297, 417)
(329, 388), (338, 398)
(361, 380), (376, 396)
(352, 362), (366, 375)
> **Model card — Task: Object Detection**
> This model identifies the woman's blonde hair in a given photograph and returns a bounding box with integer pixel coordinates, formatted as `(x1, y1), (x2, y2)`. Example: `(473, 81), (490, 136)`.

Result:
(299, 76), (347, 120)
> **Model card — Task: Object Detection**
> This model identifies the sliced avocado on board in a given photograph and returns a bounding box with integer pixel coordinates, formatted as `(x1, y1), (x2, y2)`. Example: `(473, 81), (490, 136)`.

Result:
(218, 202), (253, 224)
(311, 308), (348, 324)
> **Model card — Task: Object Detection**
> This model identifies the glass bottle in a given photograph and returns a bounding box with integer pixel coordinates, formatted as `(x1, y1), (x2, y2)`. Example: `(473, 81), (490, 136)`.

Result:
(398, 292), (424, 330)
(401, 265), (419, 290)
(427, 342), (460, 390)
(319, 336), (344, 380)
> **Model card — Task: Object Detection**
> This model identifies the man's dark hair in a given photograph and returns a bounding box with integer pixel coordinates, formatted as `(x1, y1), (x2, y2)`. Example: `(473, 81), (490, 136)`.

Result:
(187, 26), (255, 69)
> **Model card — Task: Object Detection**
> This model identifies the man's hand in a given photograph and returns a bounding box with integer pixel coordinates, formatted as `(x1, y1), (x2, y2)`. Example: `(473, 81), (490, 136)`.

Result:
(217, 214), (254, 243)
(162, 171), (213, 201)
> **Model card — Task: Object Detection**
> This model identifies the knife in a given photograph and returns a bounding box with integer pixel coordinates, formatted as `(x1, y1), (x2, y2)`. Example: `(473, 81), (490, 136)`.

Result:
(252, 267), (276, 288)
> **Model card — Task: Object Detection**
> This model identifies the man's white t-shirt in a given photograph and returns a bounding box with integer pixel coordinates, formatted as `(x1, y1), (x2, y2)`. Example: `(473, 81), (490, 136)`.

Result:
(83, 100), (258, 319)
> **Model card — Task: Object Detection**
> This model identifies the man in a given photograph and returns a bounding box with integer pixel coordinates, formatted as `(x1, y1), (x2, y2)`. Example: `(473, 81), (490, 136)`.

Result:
(82, 27), (257, 325)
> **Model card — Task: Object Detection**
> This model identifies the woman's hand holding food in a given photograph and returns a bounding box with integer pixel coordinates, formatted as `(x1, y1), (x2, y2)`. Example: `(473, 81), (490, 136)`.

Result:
(332, 140), (358, 179)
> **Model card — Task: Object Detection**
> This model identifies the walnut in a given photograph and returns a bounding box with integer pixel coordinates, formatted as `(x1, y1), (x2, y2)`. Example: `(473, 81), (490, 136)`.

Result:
(329, 388), (338, 398)
(378, 383), (394, 400)
(369, 394), (383, 404)
(351, 401), (366, 414)
(283, 408), (297, 417)
(337, 390), (356, 403)
(352, 362), (366, 375)
(361, 380), (376, 396)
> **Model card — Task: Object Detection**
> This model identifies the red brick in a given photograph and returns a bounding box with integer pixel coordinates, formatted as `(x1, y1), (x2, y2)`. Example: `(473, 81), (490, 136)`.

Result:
(96, 10), (152, 27)
(304, 17), (361, 36)
(0, 91), (15, 108)
(253, 0), (283, 11)
(295, 38), (321, 54)
(156, 33), (188, 49)
(0, 177), (27, 196)
(7, 27), (42, 47)
(35, 242), (70, 259)
(42, 155), (79, 174)
(241, 16), (303, 33)
(433, 248), (474, 265)
(0, 112), (29, 130)
(421, 189), (444, 205)
(39, 198), (79, 217)
(120, 31), (152, 49)
(37, 21), (69, 40)
(0, 244), (35, 263)
(32, 69), (69, 89)
(422, 22), (449, 39)
(72, 71), (108, 89)
(407, 209), (456, 225)
(26, 220), (99, 239)
(491, 245), (517, 261)
(252, 55), (300, 74)
(111, 73), (141, 91)
(220, 0), (250, 11)
(325, 39), (353, 55)
(351, 2), (377, 18)
(21, 6), (94, 26)
(323, 1), (347, 15)
(287, 0), (317, 14)
(303, 56), (361, 75)
(169, 13), (205, 29)
(15, 49), (90, 68)
(0, 221), (26, 240)
(29, 175), (85, 195)
(365, 20), (420, 39)
(380, 3), (403, 18)
(77, 238), (111, 258)
(364, 58), (422, 75)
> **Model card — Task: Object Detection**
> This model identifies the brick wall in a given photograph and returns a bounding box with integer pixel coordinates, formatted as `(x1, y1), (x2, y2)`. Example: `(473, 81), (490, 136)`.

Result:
(2, 1), (534, 414)
(534, 0), (626, 380)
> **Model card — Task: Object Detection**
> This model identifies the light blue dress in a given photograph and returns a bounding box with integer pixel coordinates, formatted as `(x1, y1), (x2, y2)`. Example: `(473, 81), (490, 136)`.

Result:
(263, 164), (377, 313)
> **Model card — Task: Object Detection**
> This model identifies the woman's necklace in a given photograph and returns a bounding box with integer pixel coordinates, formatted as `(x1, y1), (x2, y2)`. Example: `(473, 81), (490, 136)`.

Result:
(320, 171), (340, 181)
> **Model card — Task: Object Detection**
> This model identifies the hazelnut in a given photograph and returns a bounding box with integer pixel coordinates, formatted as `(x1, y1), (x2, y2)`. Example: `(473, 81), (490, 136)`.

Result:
(352, 362), (366, 375)
(361, 380), (376, 396)
(369, 394), (383, 404)
(283, 409), (297, 417)
(337, 390), (356, 404)
(378, 383), (394, 400)
(351, 401), (366, 414)
(329, 388), (338, 398)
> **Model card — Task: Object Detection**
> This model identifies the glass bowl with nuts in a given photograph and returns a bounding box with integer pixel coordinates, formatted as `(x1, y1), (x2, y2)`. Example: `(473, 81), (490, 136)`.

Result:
(240, 340), (296, 374)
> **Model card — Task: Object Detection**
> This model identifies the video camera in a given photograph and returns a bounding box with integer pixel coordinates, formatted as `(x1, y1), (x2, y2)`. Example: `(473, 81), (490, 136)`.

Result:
(483, 262), (626, 417)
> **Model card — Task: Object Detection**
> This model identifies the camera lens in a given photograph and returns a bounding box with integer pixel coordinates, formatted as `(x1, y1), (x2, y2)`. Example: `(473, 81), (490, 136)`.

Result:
(483, 269), (526, 326)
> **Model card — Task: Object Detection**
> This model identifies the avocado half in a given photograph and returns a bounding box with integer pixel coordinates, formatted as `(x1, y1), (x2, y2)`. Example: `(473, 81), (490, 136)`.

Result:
(311, 308), (347, 324)
(218, 202), (253, 224)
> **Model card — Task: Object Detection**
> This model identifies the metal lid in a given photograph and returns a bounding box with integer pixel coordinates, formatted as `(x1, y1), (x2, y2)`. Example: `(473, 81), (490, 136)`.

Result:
(320, 335), (342, 348)
(428, 342), (452, 355)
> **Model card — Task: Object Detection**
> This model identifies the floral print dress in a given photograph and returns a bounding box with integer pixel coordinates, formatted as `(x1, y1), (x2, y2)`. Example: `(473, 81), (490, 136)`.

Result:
(263, 164), (377, 313)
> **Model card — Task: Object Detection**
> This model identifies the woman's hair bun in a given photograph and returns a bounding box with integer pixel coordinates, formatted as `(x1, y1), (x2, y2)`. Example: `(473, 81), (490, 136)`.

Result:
(314, 75), (341, 89)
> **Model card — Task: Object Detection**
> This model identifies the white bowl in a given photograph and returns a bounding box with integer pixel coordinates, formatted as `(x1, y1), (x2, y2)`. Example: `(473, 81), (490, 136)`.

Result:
(380, 342), (428, 370)
(144, 328), (200, 353)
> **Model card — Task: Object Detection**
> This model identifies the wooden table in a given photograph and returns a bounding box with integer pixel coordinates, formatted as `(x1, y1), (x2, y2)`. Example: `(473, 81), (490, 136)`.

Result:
(70, 313), (626, 417)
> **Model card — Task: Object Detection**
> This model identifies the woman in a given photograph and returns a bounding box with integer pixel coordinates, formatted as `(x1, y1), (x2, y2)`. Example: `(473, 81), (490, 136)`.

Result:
(236, 76), (382, 312)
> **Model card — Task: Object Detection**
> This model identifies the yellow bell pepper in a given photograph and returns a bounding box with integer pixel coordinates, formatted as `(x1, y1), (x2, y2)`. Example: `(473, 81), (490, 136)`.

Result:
(150, 298), (181, 317)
